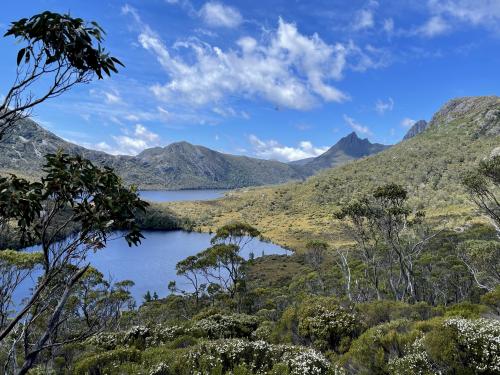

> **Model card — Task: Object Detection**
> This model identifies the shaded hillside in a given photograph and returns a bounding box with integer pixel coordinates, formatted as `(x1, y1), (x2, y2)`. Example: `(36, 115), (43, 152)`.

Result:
(297, 132), (389, 173)
(167, 96), (500, 250)
(0, 119), (303, 189)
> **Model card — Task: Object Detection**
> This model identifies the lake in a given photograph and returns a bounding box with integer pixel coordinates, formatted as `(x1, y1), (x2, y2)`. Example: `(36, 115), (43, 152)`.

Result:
(139, 189), (227, 202)
(87, 230), (287, 302)
(16, 190), (288, 305)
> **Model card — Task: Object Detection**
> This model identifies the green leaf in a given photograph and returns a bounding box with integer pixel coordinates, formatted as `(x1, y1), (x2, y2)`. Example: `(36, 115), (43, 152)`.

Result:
(16, 48), (25, 65)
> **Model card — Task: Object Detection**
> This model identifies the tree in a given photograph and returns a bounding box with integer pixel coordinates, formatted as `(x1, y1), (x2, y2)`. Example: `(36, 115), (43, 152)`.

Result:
(210, 222), (260, 251)
(458, 240), (500, 291)
(462, 155), (500, 233)
(336, 183), (441, 302)
(304, 240), (327, 271)
(197, 244), (245, 299)
(143, 291), (152, 303)
(304, 240), (328, 293)
(0, 153), (147, 374)
(0, 11), (123, 140)
(176, 255), (205, 308)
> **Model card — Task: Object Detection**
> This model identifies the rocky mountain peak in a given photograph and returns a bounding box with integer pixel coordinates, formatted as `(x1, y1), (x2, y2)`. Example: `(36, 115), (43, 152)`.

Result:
(403, 120), (428, 140)
(429, 96), (500, 135)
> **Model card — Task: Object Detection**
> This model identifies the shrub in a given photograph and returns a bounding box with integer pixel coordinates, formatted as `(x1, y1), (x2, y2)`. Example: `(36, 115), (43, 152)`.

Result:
(356, 300), (434, 327)
(73, 348), (142, 375)
(341, 319), (418, 374)
(184, 339), (336, 375)
(480, 286), (500, 315)
(192, 314), (260, 339)
(431, 318), (500, 373)
(297, 297), (359, 353)
(443, 302), (489, 319)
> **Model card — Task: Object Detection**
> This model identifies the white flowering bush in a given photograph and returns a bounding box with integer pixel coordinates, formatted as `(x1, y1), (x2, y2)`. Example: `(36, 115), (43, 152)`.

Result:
(184, 338), (338, 374)
(87, 324), (189, 350)
(86, 331), (120, 350)
(388, 337), (441, 375)
(298, 302), (359, 352)
(444, 318), (500, 373)
(192, 314), (260, 339)
(149, 362), (171, 375)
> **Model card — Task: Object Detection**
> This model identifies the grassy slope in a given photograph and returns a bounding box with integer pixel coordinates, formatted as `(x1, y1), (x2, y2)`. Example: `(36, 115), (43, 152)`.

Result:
(165, 96), (500, 251)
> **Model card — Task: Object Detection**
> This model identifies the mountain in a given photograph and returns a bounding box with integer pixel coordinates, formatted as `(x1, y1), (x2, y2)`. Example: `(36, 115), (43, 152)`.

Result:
(134, 141), (304, 189)
(295, 132), (389, 173)
(168, 96), (500, 250)
(403, 120), (428, 140)
(0, 119), (303, 190)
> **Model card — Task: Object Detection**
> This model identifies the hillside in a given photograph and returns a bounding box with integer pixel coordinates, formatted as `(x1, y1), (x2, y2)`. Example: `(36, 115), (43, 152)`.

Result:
(0, 119), (303, 189)
(166, 96), (500, 250)
(297, 131), (388, 172)
(136, 141), (304, 189)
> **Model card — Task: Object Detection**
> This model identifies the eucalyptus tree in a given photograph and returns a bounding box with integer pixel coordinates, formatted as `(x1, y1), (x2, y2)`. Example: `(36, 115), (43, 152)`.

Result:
(335, 184), (441, 302)
(462, 155), (500, 233)
(176, 255), (206, 308)
(460, 155), (500, 292)
(210, 222), (261, 250)
(0, 11), (123, 140)
(0, 153), (147, 374)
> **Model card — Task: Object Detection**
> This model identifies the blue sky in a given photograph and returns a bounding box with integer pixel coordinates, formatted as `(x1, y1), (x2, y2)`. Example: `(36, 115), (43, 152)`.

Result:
(1, 0), (499, 161)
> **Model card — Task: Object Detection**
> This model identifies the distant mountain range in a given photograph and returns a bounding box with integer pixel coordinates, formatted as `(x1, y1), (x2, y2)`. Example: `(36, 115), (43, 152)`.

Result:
(0, 119), (391, 190)
(293, 132), (389, 173)
(170, 95), (500, 249)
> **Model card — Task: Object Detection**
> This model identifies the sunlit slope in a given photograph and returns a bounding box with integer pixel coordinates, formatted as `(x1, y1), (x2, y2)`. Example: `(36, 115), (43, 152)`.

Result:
(167, 96), (500, 250)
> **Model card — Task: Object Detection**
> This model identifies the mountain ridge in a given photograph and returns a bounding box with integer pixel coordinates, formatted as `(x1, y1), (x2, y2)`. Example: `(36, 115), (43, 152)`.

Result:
(0, 119), (305, 189)
(0, 119), (392, 190)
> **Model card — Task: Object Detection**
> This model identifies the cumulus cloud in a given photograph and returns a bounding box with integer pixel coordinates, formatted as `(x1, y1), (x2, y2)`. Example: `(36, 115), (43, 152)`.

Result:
(103, 124), (161, 155)
(248, 135), (328, 162)
(375, 97), (394, 114)
(343, 115), (372, 136)
(401, 117), (416, 128)
(199, 1), (243, 28)
(129, 13), (388, 111)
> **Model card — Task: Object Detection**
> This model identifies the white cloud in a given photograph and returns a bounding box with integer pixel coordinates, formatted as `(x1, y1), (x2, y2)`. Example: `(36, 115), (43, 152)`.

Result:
(248, 134), (328, 162)
(199, 1), (243, 28)
(383, 18), (394, 34)
(428, 0), (500, 26)
(375, 97), (394, 114)
(343, 115), (372, 136)
(418, 0), (500, 37)
(131, 15), (389, 111)
(110, 124), (161, 155)
(418, 16), (450, 37)
(104, 90), (122, 104)
(401, 117), (416, 128)
(353, 9), (375, 30)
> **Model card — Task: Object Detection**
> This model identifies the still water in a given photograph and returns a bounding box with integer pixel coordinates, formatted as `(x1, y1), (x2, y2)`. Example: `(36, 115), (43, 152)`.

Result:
(81, 230), (288, 302)
(17, 190), (288, 304)
(139, 189), (227, 202)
